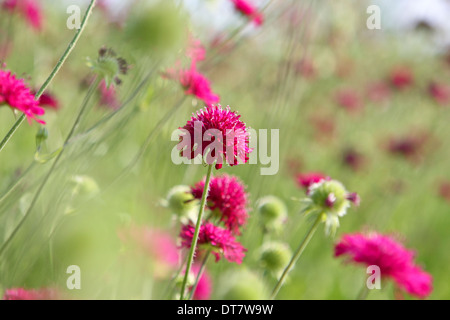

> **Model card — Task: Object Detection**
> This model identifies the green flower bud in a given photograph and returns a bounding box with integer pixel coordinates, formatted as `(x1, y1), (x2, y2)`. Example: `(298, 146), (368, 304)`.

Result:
(256, 196), (287, 231)
(218, 269), (269, 300)
(165, 185), (198, 218)
(259, 242), (292, 276)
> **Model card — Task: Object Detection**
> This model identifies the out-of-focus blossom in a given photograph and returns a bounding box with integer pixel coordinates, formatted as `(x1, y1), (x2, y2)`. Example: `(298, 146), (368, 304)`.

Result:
(335, 232), (433, 299)
(118, 225), (179, 276)
(438, 181), (450, 203)
(3, 287), (61, 300)
(310, 114), (336, 142)
(3, 0), (42, 31)
(335, 88), (363, 113)
(342, 147), (366, 172)
(98, 80), (120, 110)
(294, 58), (316, 79)
(366, 81), (391, 103)
(190, 265), (212, 300)
(32, 90), (59, 110)
(0, 69), (44, 124)
(296, 172), (327, 190)
(386, 132), (431, 163)
(230, 0), (264, 26)
(389, 66), (414, 90)
(428, 81), (450, 106)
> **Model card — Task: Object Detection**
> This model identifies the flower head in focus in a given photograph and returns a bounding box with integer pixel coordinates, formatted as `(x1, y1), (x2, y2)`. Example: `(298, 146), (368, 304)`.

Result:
(334, 232), (433, 299)
(178, 105), (252, 169)
(191, 174), (249, 235)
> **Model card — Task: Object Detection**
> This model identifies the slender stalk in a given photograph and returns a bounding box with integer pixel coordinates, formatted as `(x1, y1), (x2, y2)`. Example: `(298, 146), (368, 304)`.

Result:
(180, 164), (214, 300)
(0, 0), (97, 154)
(0, 79), (100, 258)
(187, 250), (211, 301)
(357, 283), (370, 300)
(270, 213), (322, 300)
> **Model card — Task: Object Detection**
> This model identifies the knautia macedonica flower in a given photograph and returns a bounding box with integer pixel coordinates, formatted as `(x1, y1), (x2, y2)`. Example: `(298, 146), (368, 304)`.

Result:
(87, 46), (129, 87)
(0, 69), (44, 124)
(191, 264), (212, 300)
(3, 287), (61, 300)
(191, 174), (249, 235)
(36, 91), (59, 110)
(180, 222), (247, 264)
(302, 179), (360, 236)
(3, 0), (42, 31)
(230, 0), (264, 26)
(178, 104), (252, 169)
(334, 232), (433, 299)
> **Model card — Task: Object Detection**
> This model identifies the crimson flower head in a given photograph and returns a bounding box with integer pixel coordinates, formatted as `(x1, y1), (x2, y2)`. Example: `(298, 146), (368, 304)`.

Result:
(178, 105), (252, 170)
(3, 287), (60, 300)
(230, 0), (264, 26)
(34, 90), (59, 110)
(98, 80), (120, 110)
(428, 81), (450, 106)
(0, 69), (45, 124)
(335, 88), (363, 113)
(389, 66), (414, 90)
(179, 68), (220, 107)
(180, 222), (247, 264)
(3, 0), (42, 31)
(334, 232), (433, 299)
(296, 172), (327, 190)
(190, 264), (212, 300)
(191, 174), (249, 235)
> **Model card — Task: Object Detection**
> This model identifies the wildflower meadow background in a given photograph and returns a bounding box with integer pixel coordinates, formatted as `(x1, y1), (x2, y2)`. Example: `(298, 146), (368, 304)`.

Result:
(0, 0), (449, 300)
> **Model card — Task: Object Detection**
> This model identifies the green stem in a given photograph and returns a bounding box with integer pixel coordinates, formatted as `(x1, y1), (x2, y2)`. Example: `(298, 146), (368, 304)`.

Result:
(357, 283), (370, 300)
(0, 79), (100, 258)
(270, 213), (322, 300)
(179, 164), (214, 300)
(187, 250), (211, 301)
(0, 0), (97, 154)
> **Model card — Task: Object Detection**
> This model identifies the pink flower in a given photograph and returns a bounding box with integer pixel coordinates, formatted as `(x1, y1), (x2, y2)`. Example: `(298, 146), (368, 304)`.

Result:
(3, 0), (42, 31)
(180, 222), (247, 264)
(191, 174), (249, 235)
(438, 181), (450, 203)
(186, 35), (206, 67)
(178, 105), (252, 169)
(190, 265), (212, 300)
(428, 81), (450, 106)
(3, 287), (60, 300)
(296, 172), (327, 190)
(98, 80), (120, 110)
(178, 68), (220, 106)
(335, 232), (433, 299)
(389, 66), (413, 90)
(0, 69), (45, 124)
(230, 0), (263, 26)
(32, 90), (59, 110)
(335, 88), (363, 113)
(118, 225), (179, 269)
(366, 81), (391, 103)
(342, 147), (366, 172)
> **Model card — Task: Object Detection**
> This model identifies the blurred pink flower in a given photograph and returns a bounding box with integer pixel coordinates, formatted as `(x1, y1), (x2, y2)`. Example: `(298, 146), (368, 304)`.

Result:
(3, 0), (42, 31)
(190, 265), (212, 300)
(180, 222), (247, 264)
(366, 81), (391, 103)
(294, 58), (316, 79)
(335, 88), (363, 113)
(178, 105), (251, 169)
(0, 69), (45, 124)
(386, 132), (431, 163)
(389, 67), (414, 90)
(191, 174), (249, 235)
(428, 81), (450, 106)
(296, 172), (327, 190)
(342, 147), (366, 172)
(335, 232), (433, 299)
(118, 225), (179, 269)
(3, 287), (61, 300)
(186, 35), (206, 67)
(32, 90), (59, 110)
(230, 0), (264, 26)
(438, 181), (450, 203)
(98, 80), (120, 110)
